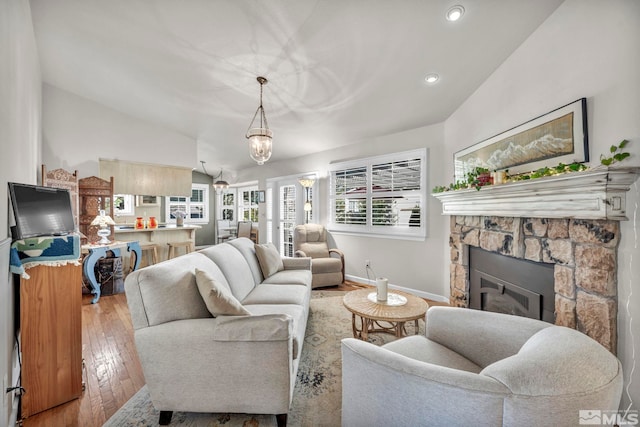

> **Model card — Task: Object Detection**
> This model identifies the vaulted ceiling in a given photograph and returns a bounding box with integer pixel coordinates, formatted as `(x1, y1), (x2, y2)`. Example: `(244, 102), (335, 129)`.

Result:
(29, 0), (564, 171)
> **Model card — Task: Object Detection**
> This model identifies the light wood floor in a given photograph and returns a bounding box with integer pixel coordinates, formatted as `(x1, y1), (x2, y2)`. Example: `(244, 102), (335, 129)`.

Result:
(20, 281), (446, 427)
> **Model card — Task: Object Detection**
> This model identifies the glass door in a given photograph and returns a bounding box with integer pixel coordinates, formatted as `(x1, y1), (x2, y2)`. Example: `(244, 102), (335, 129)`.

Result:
(279, 184), (296, 256)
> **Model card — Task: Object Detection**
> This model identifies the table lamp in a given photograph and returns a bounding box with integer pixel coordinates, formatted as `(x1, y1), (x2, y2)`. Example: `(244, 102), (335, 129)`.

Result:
(91, 209), (116, 244)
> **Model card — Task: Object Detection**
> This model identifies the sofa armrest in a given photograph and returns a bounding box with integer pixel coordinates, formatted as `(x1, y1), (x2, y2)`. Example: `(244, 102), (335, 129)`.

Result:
(134, 318), (296, 414)
(341, 338), (509, 427)
(283, 256), (311, 270)
(212, 314), (292, 342)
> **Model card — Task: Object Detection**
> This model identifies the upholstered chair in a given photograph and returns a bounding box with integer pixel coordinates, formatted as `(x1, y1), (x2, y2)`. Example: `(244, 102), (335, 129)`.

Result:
(216, 219), (234, 244)
(237, 221), (252, 239)
(237, 221), (258, 243)
(293, 224), (344, 288)
(341, 306), (623, 427)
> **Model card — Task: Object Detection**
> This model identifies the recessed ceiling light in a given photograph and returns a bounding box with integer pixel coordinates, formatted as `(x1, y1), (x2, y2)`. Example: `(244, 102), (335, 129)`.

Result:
(446, 5), (465, 22)
(424, 74), (439, 84)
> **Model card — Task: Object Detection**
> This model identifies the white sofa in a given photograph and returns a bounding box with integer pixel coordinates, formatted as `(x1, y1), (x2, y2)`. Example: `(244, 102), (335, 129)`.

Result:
(342, 306), (623, 427)
(124, 238), (312, 426)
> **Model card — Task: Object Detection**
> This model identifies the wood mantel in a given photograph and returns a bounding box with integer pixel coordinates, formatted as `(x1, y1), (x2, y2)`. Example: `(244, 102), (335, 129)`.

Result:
(432, 166), (640, 220)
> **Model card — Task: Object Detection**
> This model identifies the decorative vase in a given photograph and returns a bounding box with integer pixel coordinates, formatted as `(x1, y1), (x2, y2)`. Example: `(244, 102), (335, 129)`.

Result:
(176, 216), (184, 227)
(376, 277), (388, 302)
(135, 217), (145, 230)
(477, 172), (493, 187)
(492, 170), (507, 185)
(148, 216), (158, 229)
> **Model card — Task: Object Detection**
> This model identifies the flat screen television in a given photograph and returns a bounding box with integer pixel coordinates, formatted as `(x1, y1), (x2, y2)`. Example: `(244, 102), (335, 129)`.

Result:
(8, 182), (75, 240)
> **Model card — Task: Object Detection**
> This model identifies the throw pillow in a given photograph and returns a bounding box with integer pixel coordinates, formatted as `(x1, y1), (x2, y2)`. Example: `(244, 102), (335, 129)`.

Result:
(254, 242), (284, 278)
(194, 268), (250, 317)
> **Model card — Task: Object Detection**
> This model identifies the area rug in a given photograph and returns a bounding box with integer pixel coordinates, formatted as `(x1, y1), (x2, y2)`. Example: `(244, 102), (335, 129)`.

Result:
(103, 290), (423, 427)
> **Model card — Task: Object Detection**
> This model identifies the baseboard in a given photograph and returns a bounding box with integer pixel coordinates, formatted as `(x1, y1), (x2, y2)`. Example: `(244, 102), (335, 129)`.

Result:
(345, 274), (450, 303)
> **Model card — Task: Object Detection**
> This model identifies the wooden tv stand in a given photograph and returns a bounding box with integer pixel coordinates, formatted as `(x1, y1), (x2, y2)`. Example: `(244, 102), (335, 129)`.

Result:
(19, 263), (82, 417)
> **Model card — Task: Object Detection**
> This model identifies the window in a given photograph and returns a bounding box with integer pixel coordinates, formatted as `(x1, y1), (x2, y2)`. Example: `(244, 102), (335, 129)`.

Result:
(238, 186), (259, 222)
(328, 149), (427, 239)
(221, 190), (235, 222)
(113, 194), (134, 216)
(165, 183), (209, 224)
(279, 184), (296, 256)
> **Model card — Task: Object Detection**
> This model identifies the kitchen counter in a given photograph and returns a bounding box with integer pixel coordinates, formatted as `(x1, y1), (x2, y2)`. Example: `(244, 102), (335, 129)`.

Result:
(115, 224), (201, 232)
(114, 224), (201, 262)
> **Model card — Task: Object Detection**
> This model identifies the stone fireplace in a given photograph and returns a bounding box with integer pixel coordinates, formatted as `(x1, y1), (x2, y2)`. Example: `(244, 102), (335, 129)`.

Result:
(449, 215), (619, 353)
(432, 166), (640, 354)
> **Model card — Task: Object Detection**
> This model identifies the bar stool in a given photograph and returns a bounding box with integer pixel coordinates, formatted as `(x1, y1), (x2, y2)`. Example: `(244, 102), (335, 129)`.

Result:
(139, 242), (159, 267)
(167, 241), (193, 259)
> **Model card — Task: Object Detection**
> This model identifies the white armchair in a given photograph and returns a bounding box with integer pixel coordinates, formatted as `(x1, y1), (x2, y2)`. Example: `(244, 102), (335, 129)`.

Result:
(341, 307), (623, 427)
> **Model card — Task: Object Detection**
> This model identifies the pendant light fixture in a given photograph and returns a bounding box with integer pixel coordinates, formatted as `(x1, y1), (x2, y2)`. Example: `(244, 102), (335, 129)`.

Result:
(245, 76), (272, 165)
(201, 161), (229, 194)
(213, 172), (229, 194)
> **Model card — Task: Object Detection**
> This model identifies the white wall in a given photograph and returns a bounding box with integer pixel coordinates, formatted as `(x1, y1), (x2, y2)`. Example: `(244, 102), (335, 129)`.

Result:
(235, 122), (448, 300)
(0, 0), (42, 424)
(42, 84), (198, 177)
(444, 0), (640, 411)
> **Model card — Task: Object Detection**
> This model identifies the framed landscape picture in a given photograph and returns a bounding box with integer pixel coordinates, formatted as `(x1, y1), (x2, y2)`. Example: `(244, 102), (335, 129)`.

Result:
(454, 98), (588, 182)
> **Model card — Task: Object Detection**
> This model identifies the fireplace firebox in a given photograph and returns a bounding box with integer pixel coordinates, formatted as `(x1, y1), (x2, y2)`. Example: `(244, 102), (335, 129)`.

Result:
(469, 247), (555, 323)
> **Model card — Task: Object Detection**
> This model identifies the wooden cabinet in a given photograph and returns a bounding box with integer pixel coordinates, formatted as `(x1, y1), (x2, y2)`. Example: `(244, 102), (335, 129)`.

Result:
(20, 263), (82, 417)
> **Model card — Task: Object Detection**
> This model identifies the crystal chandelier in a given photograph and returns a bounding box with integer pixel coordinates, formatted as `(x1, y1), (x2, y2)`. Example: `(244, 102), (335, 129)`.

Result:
(245, 76), (272, 165)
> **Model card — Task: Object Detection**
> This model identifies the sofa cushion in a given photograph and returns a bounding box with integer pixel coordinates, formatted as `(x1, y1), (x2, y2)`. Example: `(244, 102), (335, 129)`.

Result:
(195, 268), (250, 317)
(227, 238), (265, 285)
(263, 269), (313, 286)
(242, 283), (309, 306)
(132, 253), (218, 327)
(199, 242), (257, 301)
(383, 335), (483, 374)
(255, 243), (284, 278)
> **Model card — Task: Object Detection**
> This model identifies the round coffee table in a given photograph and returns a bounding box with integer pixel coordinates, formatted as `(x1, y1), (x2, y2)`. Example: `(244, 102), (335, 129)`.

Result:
(343, 289), (429, 340)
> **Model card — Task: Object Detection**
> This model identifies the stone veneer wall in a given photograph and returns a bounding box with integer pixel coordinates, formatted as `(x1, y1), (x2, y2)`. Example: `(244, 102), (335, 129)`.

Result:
(449, 215), (619, 353)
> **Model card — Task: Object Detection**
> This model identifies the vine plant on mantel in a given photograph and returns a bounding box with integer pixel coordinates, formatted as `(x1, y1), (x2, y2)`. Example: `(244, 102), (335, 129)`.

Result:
(433, 139), (631, 193)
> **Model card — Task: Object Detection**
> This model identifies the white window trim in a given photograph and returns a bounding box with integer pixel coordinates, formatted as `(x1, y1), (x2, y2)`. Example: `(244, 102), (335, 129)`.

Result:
(113, 194), (135, 216)
(217, 188), (236, 223)
(328, 148), (427, 240)
(237, 185), (259, 222)
(164, 183), (210, 225)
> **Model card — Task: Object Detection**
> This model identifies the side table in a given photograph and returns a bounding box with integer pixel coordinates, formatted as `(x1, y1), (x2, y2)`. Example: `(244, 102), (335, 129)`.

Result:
(81, 241), (141, 303)
(343, 288), (428, 340)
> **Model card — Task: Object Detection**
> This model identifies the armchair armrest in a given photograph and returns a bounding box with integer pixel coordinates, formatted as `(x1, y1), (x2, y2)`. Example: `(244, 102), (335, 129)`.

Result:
(329, 248), (344, 258)
(294, 249), (307, 258)
(283, 256), (311, 270)
(329, 248), (345, 280)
